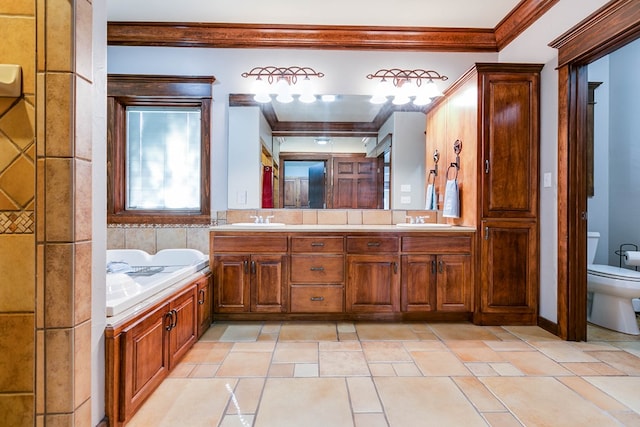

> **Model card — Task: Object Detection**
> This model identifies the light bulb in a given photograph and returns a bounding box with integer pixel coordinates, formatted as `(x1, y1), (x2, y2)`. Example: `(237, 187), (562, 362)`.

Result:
(297, 77), (316, 103)
(424, 80), (443, 98)
(275, 77), (293, 103)
(252, 77), (271, 103)
(370, 78), (392, 104)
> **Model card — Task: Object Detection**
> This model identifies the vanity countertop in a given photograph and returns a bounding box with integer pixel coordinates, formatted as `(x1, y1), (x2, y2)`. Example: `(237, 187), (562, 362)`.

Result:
(210, 224), (476, 233)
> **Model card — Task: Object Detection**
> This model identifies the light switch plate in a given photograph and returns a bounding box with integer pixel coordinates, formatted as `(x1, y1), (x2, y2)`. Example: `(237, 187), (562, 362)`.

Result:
(400, 184), (411, 192)
(400, 196), (411, 204)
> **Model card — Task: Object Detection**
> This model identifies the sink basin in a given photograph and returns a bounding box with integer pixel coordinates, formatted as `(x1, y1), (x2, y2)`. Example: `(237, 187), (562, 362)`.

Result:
(396, 223), (452, 228)
(231, 222), (286, 227)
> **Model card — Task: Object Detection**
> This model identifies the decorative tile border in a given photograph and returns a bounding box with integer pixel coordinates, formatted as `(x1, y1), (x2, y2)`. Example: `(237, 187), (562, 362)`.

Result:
(0, 211), (35, 234)
(107, 222), (216, 228)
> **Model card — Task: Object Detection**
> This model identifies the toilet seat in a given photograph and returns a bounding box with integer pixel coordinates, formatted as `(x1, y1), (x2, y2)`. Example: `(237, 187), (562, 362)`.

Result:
(588, 264), (640, 282)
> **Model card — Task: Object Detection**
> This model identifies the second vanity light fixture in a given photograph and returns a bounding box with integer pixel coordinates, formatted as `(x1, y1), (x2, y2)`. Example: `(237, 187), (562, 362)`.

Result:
(366, 68), (448, 106)
(241, 66), (325, 104)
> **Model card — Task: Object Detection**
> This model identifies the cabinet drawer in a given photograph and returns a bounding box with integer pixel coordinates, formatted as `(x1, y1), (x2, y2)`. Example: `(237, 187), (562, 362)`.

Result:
(212, 236), (288, 252)
(290, 285), (343, 312)
(401, 236), (471, 253)
(291, 236), (344, 253)
(346, 236), (399, 253)
(290, 255), (344, 282)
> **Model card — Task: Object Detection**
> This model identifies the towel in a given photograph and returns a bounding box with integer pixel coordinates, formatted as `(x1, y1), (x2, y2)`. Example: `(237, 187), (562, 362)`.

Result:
(442, 179), (460, 218)
(425, 183), (437, 210)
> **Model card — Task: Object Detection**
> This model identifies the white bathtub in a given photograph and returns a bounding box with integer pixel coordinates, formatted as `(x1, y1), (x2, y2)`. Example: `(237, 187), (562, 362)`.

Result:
(106, 249), (209, 317)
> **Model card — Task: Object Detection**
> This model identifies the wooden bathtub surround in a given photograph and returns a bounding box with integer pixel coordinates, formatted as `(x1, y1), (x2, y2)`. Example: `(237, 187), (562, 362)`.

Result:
(105, 271), (212, 427)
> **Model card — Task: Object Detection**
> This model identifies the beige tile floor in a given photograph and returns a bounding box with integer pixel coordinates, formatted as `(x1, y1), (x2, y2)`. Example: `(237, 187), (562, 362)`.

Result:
(127, 320), (640, 427)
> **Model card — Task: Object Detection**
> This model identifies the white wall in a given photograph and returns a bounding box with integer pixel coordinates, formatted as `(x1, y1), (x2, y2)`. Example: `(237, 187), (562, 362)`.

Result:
(391, 112), (426, 210)
(587, 57), (610, 265)
(228, 107), (263, 208)
(92, 2), (108, 424)
(608, 38), (640, 266)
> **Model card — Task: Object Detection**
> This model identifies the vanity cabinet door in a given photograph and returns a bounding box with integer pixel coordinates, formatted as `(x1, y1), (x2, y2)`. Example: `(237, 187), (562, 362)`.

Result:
(401, 255), (437, 312)
(196, 274), (212, 338)
(213, 255), (251, 313)
(347, 254), (400, 312)
(436, 254), (472, 312)
(251, 254), (288, 312)
(120, 302), (171, 421)
(168, 284), (198, 368)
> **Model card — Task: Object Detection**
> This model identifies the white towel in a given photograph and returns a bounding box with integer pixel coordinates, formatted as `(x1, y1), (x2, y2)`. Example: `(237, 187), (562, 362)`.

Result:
(425, 183), (437, 210)
(442, 179), (459, 218)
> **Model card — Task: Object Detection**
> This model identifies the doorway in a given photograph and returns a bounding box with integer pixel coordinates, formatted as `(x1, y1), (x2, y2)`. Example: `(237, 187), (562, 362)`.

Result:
(552, 0), (640, 341)
(282, 160), (325, 208)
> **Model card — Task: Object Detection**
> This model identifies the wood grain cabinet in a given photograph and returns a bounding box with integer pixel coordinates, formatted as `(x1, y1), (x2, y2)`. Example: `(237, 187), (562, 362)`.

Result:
(346, 236), (400, 313)
(196, 274), (212, 338)
(476, 64), (542, 325)
(290, 236), (345, 313)
(401, 236), (473, 313)
(212, 235), (288, 313)
(105, 272), (210, 427)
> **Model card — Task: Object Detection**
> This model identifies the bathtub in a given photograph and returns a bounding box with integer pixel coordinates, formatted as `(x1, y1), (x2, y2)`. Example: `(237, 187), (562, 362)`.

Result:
(106, 248), (209, 317)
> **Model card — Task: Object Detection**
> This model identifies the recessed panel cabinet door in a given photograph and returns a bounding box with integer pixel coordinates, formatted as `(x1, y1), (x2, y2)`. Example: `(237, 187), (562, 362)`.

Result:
(347, 254), (400, 312)
(251, 254), (287, 312)
(480, 221), (538, 321)
(213, 255), (250, 312)
(121, 303), (171, 421)
(401, 254), (436, 312)
(480, 70), (539, 219)
(332, 157), (379, 209)
(168, 286), (198, 368)
(436, 254), (472, 312)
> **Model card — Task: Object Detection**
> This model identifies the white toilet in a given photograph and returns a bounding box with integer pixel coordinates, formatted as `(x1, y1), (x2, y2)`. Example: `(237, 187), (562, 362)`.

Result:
(587, 231), (640, 335)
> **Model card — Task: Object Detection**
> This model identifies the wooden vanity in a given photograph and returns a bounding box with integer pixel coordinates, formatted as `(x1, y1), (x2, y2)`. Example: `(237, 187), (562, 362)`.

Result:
(210, 226), (475, 322)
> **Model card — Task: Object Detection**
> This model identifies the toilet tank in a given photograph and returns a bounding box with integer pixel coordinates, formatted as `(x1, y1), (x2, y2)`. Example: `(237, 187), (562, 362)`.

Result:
(587, 231), (600, 264)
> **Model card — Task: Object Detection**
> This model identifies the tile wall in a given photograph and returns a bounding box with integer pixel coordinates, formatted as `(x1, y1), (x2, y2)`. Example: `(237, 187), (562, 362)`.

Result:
(0, 1), (36, 425)
(0, 0), (94, 425)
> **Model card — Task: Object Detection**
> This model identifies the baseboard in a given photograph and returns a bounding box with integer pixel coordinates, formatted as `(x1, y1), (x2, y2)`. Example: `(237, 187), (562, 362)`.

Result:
(537, 316), (559, 336)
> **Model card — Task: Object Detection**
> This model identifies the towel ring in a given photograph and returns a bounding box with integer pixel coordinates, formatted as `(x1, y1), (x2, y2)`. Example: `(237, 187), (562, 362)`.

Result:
(446, 164), (458, 180)
(427, 170), (436, 184)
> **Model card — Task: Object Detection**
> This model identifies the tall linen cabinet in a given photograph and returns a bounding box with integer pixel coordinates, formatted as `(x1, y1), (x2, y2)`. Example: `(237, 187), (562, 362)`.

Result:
(426, 63), (542, 325)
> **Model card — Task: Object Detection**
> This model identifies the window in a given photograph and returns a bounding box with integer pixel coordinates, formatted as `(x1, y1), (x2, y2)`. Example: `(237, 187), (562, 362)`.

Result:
(107, 75), (214, 224)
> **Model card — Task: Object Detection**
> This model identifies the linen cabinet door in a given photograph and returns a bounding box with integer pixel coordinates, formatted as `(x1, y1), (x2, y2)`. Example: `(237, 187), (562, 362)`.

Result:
(478, 221), (538, 324)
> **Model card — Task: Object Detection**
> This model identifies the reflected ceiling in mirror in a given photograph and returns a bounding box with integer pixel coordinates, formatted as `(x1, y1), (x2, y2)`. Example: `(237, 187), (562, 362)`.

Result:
(229, 93), (427, 138)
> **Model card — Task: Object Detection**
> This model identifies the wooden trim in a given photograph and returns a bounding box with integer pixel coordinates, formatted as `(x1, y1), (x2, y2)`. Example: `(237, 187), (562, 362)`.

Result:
(550, 0), (640, 67)
(108, 22), (498, 52)
(494, 0), (559, 50)
(553, 0), (640, 341)
(107, 75), (214, 225)
(537, 315), (559, 336)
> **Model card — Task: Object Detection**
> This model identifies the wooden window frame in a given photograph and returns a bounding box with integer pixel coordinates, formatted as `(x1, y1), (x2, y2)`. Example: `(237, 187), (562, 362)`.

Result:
(107, 75), (214, 224)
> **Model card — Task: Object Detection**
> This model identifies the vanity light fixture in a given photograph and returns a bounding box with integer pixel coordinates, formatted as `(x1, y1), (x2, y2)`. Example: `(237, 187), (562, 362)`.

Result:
(366, 68), (448, 106)
(315, 137), (331, 145)
(242, 66), (324, 104)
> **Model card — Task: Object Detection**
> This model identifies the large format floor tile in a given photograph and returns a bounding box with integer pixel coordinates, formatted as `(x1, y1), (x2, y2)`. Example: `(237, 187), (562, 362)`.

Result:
(128, 320), (640, 427)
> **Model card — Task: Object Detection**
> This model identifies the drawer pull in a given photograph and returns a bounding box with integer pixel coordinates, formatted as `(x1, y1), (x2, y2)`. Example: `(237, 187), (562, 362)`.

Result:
(310, 242), (325, 247)
(310, 266), (325, 271)
(310, 296), (325, 301)
(367, 241), (381, 247)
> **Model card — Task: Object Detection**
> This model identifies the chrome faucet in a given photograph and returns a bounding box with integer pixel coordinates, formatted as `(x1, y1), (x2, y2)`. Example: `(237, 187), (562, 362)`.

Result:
(250, 215), (264, 224)
(265, 215), (274, 224)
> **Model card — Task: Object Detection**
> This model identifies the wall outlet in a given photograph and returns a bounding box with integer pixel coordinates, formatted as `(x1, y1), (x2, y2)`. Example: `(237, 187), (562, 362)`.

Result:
(400, 196), (411, 204)
(400, 184), (411, 192)
(543, 172), (552, 188)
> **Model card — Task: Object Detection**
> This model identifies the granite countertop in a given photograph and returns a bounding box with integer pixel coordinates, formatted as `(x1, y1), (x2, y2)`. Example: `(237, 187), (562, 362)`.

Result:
(210, 224), (477, 232)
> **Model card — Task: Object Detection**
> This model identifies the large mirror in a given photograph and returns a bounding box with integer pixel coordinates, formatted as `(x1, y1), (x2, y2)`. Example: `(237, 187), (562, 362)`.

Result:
(228, 94), (428, 210)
